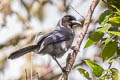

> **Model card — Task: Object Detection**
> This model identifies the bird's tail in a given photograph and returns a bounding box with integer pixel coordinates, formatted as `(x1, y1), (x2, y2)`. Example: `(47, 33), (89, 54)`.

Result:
(8, 45), (39, 59)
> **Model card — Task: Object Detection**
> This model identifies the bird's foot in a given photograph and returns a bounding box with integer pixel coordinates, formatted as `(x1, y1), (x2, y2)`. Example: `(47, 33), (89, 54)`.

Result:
(62, 67), (69, 73)
(61, 67), (66, 72)
(71, 46), (80, 53)
(71, 46), (76, 50)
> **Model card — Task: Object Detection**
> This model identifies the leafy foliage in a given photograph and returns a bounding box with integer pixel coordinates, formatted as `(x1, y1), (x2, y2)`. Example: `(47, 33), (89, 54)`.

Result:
(98, 24), (111, 33)
(109, 17), (120, 26)
(102, 41), (117, 61)
(108, 31), (120, 36)
(111, 68), (120, 80)
(85, 31), (104, 48)
(100, 68), (120, 80)
(98, 10), (113, 26)
(84, 60), (104, 77)
(107, 0), (120, 9)
(83, 1), (120, 79)
(77, 68), (91, 79)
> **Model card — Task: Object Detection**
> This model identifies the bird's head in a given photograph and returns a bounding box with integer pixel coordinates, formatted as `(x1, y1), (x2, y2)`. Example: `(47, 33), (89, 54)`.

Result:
(59, 15), (81, 29)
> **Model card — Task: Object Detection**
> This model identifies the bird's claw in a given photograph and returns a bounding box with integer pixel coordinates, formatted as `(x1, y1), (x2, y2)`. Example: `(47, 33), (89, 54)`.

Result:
(62, 67), (69, 72)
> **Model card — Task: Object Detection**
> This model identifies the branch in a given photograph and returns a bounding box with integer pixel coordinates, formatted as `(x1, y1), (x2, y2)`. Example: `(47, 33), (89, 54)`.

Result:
(61, 0), (100, 80)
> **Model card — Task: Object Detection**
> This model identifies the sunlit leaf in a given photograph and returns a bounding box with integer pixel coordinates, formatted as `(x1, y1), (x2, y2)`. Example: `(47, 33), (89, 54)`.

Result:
(114, 7), (120, 16)
(77, 68), (90, 79)
(105, 37), (111, 45)
(111, 68), (120, 80)
(109, 17), (120, 26)
(102, 41), (117, 61)
(115, 12), (120, 16)
(84, 39), (96, 48)
(108, 31), (120, 36)
(85, 60), (104, 77)
(84, 32), (104, 48)
(98, 10), (113, 26)
(98, 24), (111, 33)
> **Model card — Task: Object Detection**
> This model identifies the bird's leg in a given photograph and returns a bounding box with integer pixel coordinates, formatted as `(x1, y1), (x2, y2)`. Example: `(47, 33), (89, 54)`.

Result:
(52, 56), (66, 72)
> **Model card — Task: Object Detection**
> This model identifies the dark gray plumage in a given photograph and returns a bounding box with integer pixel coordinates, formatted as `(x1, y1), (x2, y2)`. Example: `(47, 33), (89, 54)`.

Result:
(36, 27), (74, 57)
(8, 15), (80, 61)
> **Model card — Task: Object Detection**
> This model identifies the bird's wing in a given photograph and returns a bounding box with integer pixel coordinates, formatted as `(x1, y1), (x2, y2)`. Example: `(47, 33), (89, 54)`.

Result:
(9, 32), (55, 59)
(39, 28), (73, 50)
(37, 32), (54, 46)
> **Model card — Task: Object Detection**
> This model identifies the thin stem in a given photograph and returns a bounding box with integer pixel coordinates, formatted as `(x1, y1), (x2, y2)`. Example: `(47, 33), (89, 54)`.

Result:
(66, 0), (85, 19)
(30, 53), (33, 80)
(25, 68), (28, 80)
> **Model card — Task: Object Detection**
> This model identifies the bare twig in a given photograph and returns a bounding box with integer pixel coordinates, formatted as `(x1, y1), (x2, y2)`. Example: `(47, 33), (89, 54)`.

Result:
(61, 0), (99, 80)
(25, 68), (28, 80)
(30, 53), (33, 80)
(66, 0), (85, 19)
(36, 72), (40, 79)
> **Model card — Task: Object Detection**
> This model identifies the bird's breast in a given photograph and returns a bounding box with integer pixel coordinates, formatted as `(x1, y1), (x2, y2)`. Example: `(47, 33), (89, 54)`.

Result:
(50, 38), (74, 57)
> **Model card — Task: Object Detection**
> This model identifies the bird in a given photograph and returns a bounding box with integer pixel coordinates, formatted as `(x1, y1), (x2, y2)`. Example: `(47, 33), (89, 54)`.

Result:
(8, 15), (81, 72)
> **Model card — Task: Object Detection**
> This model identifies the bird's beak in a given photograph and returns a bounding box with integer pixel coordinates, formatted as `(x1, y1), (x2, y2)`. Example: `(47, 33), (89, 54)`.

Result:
(71, 20), (81, 26)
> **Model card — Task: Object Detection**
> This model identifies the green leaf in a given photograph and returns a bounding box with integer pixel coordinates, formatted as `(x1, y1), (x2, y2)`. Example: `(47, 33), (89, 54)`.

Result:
(102, 41), (117, 61)
(84, 60), (104, 77)
(111, 68), (120, 80)
(115, 12), (120, 16)
(84, 32), (104, 48)
(109, 17), (120, 26)
(105, 37), (111, 45)
(98, 24), (111, 33)
(98, 10), (113, 26)
(108, 31), (120, 36)
(107, 0), (120, 9)
(114, 7), (120, 16)
(77, 68), (90, 79)
(84, 39), (96, 48)
(117, 47), (120, 56)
